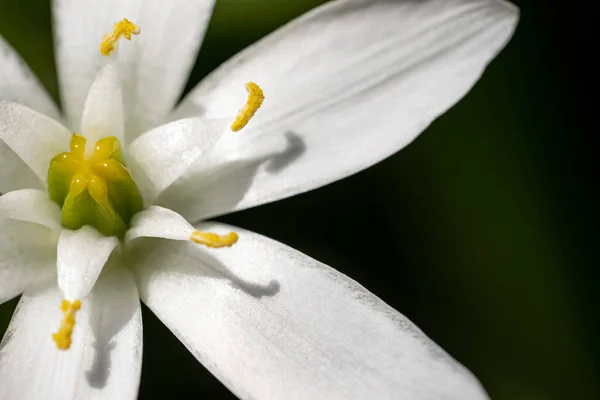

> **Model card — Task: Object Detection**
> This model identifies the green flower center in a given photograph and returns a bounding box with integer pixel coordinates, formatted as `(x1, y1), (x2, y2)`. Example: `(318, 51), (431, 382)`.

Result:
(47, 134), (143, 238)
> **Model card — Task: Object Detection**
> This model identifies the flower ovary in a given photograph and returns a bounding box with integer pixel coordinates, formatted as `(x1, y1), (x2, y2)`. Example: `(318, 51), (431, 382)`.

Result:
(47, 134), (143, 238)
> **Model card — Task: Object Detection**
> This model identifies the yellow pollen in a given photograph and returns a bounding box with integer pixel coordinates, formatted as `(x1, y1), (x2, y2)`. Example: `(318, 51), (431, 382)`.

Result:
(191, 230), (239, 248)
(100, 18), (140, 56)
(230, 82), (264, 132)
(52, 299), (82, 350)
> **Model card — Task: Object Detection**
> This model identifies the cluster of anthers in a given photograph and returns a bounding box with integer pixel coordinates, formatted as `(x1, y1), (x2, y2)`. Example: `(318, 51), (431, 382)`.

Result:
(51, 18), (264, 350)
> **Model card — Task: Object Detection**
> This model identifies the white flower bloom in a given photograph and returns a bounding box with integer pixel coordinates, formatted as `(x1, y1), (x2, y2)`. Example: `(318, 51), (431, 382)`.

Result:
(0, 0), (518, 399)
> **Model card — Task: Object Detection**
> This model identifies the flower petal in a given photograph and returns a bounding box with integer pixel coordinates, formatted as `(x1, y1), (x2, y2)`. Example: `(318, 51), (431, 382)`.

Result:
(0, 37), (62, 192)
(0, 101), (70, 186)
(133, 222), (488, 400)
(80, 63), (125, 152)
(125, 205), (194, 242)
(0, 265), (143, 400)
(53, 0), (216, 138)
(0, 189), (62, 231)
(0, 144), (41, 194)
(0, 219), (56, 305)
(162, 0), (519, 222)
(126, 118), (228, 203)
(57, 226), (119, 300)
(0, 36), (60, 120)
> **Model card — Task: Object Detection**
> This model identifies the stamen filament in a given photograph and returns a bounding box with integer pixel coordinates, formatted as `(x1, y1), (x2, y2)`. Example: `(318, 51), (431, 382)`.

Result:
(52, 299), (82, 350)
(191, 230), (239, 248)
(230, 82), (264, 132)
(100, 18), (140, 56)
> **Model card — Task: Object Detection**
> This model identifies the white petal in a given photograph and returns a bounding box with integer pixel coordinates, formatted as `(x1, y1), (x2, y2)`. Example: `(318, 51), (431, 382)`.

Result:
(0, 36), (60, 121)
(53, 0), (216, 139)
(126, 118), (228, 203)
(125, 205), (194, 242)
(162, 0), (519, 222)
(80, 63), (124, 155)
(133, 222), (488, 400)
(0, 144), (42, 193)
(0, 219), (56, 305)
(0, 265), (143, 400)
(0, 36), (62, 193)
(0, 101), (70, 186)
(57, 227), (119, 300)
(0, 189), (62, 231)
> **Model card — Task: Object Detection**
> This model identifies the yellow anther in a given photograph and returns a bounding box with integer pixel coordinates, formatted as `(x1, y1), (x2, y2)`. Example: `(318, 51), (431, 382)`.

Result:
(52, 299), (82, 350)
(100, 18), (140, 56)
(191, 230), (239, 248)
(230, 82), (264, 132)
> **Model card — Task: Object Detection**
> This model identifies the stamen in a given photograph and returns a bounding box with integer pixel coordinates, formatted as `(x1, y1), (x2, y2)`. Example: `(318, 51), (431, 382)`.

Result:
(100, 18), (140, 56)
(52, 299), (82, 350)
(230, 82), (264, 132)
(191, 230), (239, 248)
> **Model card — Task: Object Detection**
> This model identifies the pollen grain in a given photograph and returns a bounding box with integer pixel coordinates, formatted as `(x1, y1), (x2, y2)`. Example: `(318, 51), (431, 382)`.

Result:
(100, 18), (140, 56)
(52, 299), (82, 350)
(191, 231), (239, 248)
(230, 82), (264, 132)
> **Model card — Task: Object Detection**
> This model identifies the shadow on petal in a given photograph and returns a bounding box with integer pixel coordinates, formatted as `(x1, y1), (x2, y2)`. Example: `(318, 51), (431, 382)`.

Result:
(130, 238), (280, 299)
(155, 131), (306, 221)
(199, 250), (280, 298)
(85, 256), (140, 389)
(264, 131), (307, 174)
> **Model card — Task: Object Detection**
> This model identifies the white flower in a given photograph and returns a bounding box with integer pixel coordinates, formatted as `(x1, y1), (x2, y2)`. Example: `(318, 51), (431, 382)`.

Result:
(0, 0), (518, 399)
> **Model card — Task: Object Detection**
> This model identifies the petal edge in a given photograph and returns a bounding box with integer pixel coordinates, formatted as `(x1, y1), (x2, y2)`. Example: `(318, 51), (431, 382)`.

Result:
(134, 221), (489, 400)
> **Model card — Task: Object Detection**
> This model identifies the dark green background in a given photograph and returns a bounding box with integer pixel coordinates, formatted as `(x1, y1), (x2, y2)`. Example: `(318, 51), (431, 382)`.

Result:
(1, 0), (597, 399)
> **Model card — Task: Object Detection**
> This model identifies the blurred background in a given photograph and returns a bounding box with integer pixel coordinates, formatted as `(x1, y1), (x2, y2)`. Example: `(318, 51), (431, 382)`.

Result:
(0, 0), (597, 399)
